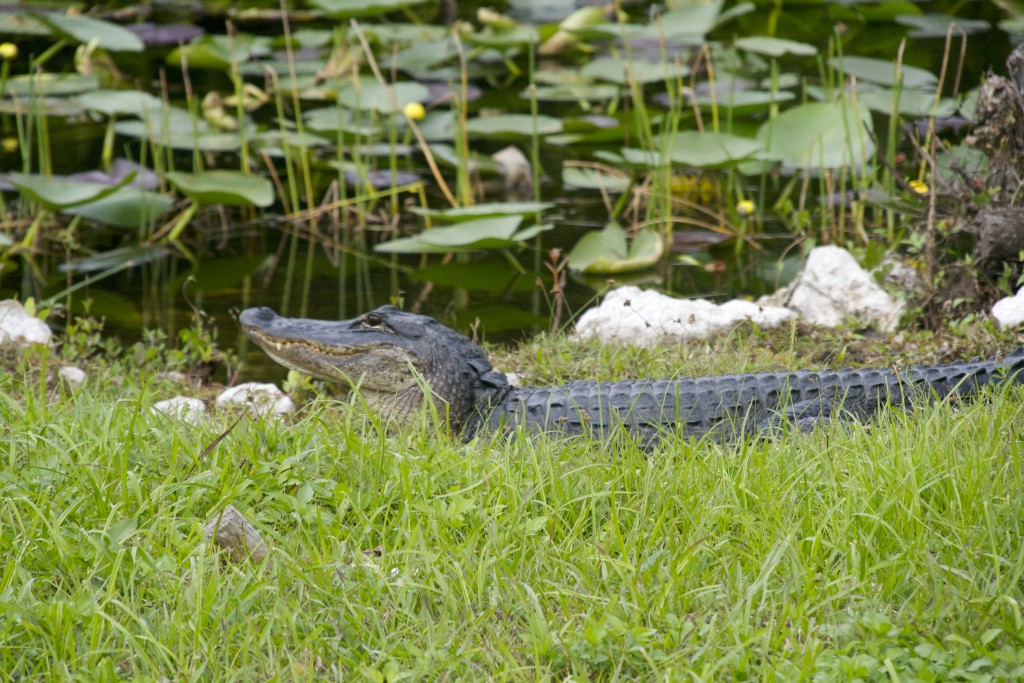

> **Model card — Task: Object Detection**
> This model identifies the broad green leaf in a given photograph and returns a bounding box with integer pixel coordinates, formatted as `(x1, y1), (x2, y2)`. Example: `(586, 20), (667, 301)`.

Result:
(427, 143), (504, 173)
(165, 171), (275, 207)
(466, 114), (563, 138)
(61, 187), (174, 228)
(691, 90), (795, 114)
(304, 107), (383, 136)
(567, 223), (663, 273)
(562, 167), (630, 192)
(734, 36), (817, 57)
(466, 25), (540, 49)
(167, 34), (270, 69)
(337, 79), (429, 113)
(831, 56), (937, 89)
(310, 0), (431, 18)
(408, 202), (554, 220)
(529, 84), (620, 102)
(581, 57), (690, 85)
(35, 12), (143, 52)
(60, 244), (172, 273)
(9, 172), (133, 210)
(115, 120), (241, 152)
(3, 73), (98, 97)
(0, 12), (47, 36)
(895, 14), (989, 38)
(375, 216), (551, 253)
(77, 90), (165, 117)
(757, 100), (875, 169)
(665, 131), (762, 168)
(855, 88), (958, 117)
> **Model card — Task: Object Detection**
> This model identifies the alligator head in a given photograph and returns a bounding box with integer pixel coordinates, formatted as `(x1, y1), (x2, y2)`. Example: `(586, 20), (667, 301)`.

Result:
(239, 305), (509, 431)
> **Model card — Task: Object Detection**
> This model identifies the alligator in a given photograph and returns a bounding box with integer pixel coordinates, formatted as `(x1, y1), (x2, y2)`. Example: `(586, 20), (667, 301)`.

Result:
(240, 305), (1024, 446)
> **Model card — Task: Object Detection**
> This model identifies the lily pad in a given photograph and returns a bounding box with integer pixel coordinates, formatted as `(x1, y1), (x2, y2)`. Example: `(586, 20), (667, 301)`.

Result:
(466, 114), (563, 138)
(529, 84), (620, 103)
(115, 119), (242, 152)
(304, 107), (384, 137)
(61, 188), (174, 228)
(734, 36), (817, 57)
(408, 202), (554, 220)
(562, 167), (630, 192)
(35, 12), (144, 52)
(8, 172), (134, 210)
(167, 34), (270, 69)
(77, 90), (166, 117)
(581, 57), (690, 85)
(165, 171), (275, 207)
(691, 90), (795, 114)
(310, 0), (431, 18)
(757, 100), (875, 169)
(4, 73), (99, 98)
(337, 79), (430, 113)
(567, 223), (663, 273)
(831, 56), (937, 89)
(895, 14), (990, 38)
(60, 244), (171, 274)
(428, 143), (505, 174)
(375, 216), (551, 253)
(665, 131), (762, 168)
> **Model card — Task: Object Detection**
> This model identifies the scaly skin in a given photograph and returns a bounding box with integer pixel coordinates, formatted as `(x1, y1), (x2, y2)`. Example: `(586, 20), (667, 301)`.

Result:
(241, 305), (1024, 445)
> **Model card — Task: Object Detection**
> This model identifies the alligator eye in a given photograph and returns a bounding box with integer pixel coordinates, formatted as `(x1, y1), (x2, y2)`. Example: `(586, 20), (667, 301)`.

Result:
(362, 313), (384, 328)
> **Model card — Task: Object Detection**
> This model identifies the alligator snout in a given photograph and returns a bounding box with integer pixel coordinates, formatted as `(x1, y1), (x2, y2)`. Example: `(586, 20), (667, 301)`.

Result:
(239, 307), (279, 329)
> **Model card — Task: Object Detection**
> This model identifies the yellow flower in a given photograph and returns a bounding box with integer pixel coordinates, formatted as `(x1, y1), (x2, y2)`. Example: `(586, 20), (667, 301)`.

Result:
(908, 180), (929, 194)
(0, 43), (17, 60)
(1, 137), (17, 153)
(736, 199), (755, 216)
(402, 102), (426, 121)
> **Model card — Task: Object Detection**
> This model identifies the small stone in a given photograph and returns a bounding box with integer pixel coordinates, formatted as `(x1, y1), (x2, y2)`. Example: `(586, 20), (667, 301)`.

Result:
(152, 396), (207, 424)
(57, 366), (86, 386)
(0, 300), (52, 346)
(216, 382), (296, 418)
(992, 287), (1024, 328)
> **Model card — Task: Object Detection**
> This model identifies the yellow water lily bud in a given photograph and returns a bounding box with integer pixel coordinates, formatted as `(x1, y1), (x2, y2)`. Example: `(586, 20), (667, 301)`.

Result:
(908, 180), (929, 194)
(1, 137), (18, 153)
(403, 102), (426, 121)
(736, 199), (755, 216)
(0, 43), (18, 60)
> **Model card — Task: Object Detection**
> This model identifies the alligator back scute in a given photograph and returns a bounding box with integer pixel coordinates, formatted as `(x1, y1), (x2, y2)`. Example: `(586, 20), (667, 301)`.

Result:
(479, 351), (1024, 445)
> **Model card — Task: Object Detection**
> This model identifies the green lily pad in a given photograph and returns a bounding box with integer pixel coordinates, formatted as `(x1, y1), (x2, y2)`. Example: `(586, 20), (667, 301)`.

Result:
(757, 100), (875, 169)
(895, 14), (990, 38)
(61, 187), (174, 228)
(77, 90), (166, 117)
(337, 79), (429, 113)
(734, 36), (818, 57)
(665, 131), (762, 168)
(855, 88), (958, 117)
(562, 167), (630, 192)
(304, 107), (384, 137)
(831, 56), (937, 89)
(4, 73), (99, 98)
(427, 143), (504, 174)
(408, 202), (554, 220)
(9, 172), (134, 210)
(529, 84), (620, 102)
(35, 12), (144, 52)
(581, 57), (689, 85)
(567, 223), (663, 273)
(115, 119), (242, 152)
(691, 90), (795, 114)
(466, 25), (540, 49)
(0, 12), (47, 36)
(375, 216), (551, 253)
(60, 244), (171, 274)
(310, 0), (430, 18)
(594, 148), (665, 169)
(165, 171), (275, 207)
(167, 34), (270, 69)
(466, 114), (563, 138)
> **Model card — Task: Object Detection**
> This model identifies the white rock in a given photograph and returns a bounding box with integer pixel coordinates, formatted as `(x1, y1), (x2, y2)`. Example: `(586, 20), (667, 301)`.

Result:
(574, 286), (796, 347)
(152, 396), (207, 424)
(0, 300), (51, 346)
(771, 246), (902, 333)
(992, 288), (1024, 328)
(216, 382), (296, 418)
(58, 366), (86, 386)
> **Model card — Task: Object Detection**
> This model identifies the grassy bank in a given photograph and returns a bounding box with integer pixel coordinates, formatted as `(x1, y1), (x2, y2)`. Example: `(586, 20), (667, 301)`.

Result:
(2, 327), (1024, 681)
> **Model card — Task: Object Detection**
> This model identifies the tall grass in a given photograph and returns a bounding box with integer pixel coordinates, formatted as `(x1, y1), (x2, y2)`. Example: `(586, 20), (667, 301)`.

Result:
(2, 335), (1023, 680)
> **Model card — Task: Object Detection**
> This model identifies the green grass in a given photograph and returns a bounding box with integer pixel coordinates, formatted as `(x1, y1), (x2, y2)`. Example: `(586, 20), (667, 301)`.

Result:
(3, 331), (1024, 681)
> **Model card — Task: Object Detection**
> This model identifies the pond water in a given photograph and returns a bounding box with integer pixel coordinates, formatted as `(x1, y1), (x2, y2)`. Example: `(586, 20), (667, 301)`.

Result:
(0, 0), (1017, 377)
